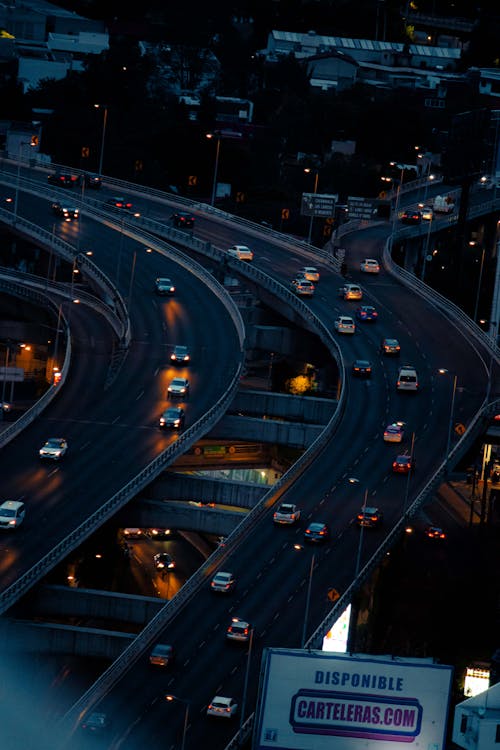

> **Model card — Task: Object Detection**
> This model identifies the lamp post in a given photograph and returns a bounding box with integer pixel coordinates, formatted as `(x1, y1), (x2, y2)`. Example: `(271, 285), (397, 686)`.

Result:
(421, 211), (433, 281)
(304, 167), (319, 245)
(14, 140), (35, 220)
(348, 478), (372, 577)
(239, 625), (254, 737)
(0, 342), (11, 420)
(165, 695), (190, 750)
(472, 245), (486, 322)
(94, 104), (109, 176)
(438, 369), (458, 472)
(206, 132), (221, 206)
(294, 544), (316, 648)
(402, 431), (416, 516)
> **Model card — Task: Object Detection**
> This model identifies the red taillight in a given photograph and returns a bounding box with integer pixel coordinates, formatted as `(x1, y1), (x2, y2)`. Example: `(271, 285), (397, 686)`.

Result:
(396, 381), (401, 386)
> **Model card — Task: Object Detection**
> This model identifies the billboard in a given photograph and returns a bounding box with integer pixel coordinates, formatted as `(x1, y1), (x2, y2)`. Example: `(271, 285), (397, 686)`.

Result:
(253, 649), (453, 750)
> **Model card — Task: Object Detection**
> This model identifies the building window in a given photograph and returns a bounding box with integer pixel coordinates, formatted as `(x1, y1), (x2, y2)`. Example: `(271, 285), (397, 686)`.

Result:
(460, 715), (468, 734)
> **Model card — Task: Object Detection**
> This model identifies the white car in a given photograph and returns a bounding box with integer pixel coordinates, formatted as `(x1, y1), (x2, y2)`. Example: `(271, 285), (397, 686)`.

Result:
(207, 695), (238, 719)
(383, 421), (406, 443)
(291, 278), (315, 297)
(334, 316), (355, 334)
(226, 616), (251, 642)
(299, 266), (320, 282)
(340, 283), (363, 300)
(39, 437), (68, 460)
(360, 258), (380, 273)
(0, 500), (25, 529)
(420, 205), (433, 221)
(167, 377), (190, 397)
(227, 244), (253, 261)
(210, 571), (236, 593)
(273, 502), (301, 525)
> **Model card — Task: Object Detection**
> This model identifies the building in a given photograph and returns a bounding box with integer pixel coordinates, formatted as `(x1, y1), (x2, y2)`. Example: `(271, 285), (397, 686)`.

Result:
(452, 682), (500, 749)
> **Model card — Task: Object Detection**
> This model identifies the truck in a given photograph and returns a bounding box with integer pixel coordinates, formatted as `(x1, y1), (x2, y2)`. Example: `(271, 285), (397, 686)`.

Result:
(433, 194), (455, 213)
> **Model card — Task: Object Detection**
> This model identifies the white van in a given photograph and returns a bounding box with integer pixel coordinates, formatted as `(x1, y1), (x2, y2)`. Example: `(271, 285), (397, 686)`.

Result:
(396, 366), (419, 392)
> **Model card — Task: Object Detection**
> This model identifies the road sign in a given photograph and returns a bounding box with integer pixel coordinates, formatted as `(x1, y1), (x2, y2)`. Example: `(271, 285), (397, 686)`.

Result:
(134, 160), (143, 171)
(301, 192), (338, 217)
(81, 146), (89, 158)
(455, 422), (466, 436)
(327, 587), (340, 602)
(236, 191), (245, 203)
(188, 175), (197, 186)
(347, 196), (381, 220)
(281, 208), (290, 220)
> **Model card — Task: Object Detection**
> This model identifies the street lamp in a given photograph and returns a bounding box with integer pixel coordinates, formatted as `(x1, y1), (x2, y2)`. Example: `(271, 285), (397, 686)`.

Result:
(348, 478), (370, 577)
(239, 625), (254, 737)
(94, 104), (109, 176)
(421, 211), (433, 281)
(206, 132), (221, 206)
(165, 694), (190, 750)
(293, 544), (316, 648)
(472, 244), (486, 322)
(304, 167), (319, 245)
(14, 139), (35, 220)
(438, 369), (458, 472)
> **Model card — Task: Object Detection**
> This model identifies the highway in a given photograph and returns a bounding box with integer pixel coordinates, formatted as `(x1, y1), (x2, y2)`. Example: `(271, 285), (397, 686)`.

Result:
(0, 165), (496, 750)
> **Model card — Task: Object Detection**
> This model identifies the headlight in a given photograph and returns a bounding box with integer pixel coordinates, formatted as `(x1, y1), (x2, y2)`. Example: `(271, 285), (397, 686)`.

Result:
(173, 419), (180, 426)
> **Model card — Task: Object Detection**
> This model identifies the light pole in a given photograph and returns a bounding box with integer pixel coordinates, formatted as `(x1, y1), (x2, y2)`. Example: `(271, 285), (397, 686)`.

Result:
(402, 431), (416, 516)
(438, 369), (458, 471)
(127, 249), (137, 312)
(294, 544), (316, 648)
(165, 694), (190, 750)
(94, 104), (108, 176)
(348, 478), (372, 577)
(239, 625), (254, 737)
(206, 132), (221, 206)
(0, 342), (11, 420)
(472, 245), (486, 322)
(14, 140), (35, 220)
(421, 211), (433, 281)
(304, 167), (319, 245)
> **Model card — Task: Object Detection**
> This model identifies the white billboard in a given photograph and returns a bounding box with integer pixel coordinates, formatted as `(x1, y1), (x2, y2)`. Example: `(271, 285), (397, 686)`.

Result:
(253, 649), (453, 750)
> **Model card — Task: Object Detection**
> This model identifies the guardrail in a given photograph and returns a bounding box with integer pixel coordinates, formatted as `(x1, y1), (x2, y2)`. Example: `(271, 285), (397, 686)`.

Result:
(0, 278), (72, 447)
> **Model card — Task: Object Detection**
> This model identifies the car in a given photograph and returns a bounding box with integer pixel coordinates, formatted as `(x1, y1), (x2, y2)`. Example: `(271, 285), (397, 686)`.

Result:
(400, 209), (422, 225)
(210, 571), (236, 593)
(167, 377), (190, 398)
(304, 521), (330, 543)
(392, 454), (416, 474)
(153, 552), (175, 571)
(396, 365), (419, 392)
(424, 525), (446, 541)
(155, 277), (175, 295)
(0, 401), (12, 413)
(159, 406), (185, 429)
(298, 266), (320, 282)
(122, 527), (144, 539)
(51, 202), (79, 220)
(226, 617), (251, 642)
(273, 502), (301, 525)
(380, 337), (400, 356)
(0, 500), (25, 529)
(149, 643), (174, 667)
(81, 712), (109, 733)
(291, 278), (315, 297)
(39, 437), (68, 460)
(383, 421), (406, 443)
(47, 172), (78, 188)
(147, 528), (171, 539)
(83, 173), (102, 189)
(170, 345), (190, 363)
(334, 316), (355, 334)
(352, 359), (372, 377)
(105, 196), (134, 210)
(420, 205), (433, 221)
(207, 696), (238, 719)
(360, 258), (380, 273)
(171, 211), (195, 228)
(355, 305), (378, 322)
(357, 506), (383, 527)
(339, 283), (362, 300)
(227, 244), (254, 261)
